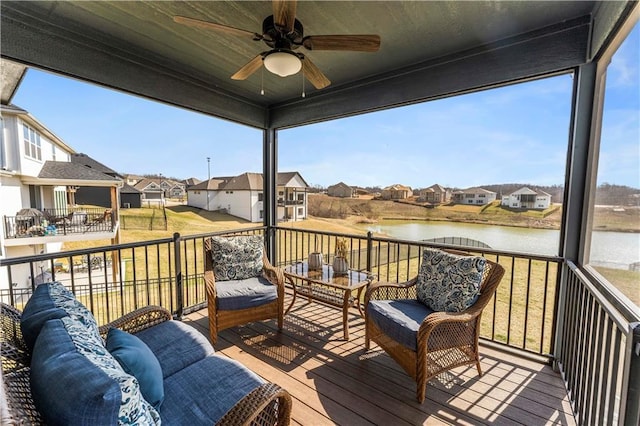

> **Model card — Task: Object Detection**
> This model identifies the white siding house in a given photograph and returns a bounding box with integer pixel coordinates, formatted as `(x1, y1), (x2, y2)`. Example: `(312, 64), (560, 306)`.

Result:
(452, 187), (497, 205)
(0, 104), (123, 290)
(186, 171), (309, 222)
(501, 187), (552, 210)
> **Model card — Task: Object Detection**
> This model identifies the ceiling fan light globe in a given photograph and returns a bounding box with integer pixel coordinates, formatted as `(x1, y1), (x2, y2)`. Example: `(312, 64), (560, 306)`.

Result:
(263, 51), (302, 77)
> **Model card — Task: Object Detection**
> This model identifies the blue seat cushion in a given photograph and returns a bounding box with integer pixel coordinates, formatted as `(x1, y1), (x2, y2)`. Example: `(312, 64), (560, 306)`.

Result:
(106, 328), (164, 410)
(21, 282), (100, 352)
(216, 276), (277, 311)
(367, 299), (434, 351)
(161, 354), (264, 425)
(30, 318), (160, 426)
(135, 320), (215, 379)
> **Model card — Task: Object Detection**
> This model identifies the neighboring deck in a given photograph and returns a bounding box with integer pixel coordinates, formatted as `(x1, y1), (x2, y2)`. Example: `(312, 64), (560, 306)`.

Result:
(183, 293), (575, 426)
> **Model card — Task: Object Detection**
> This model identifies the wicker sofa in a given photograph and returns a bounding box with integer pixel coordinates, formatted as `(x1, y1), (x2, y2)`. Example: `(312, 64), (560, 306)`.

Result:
(0, 282), (291, 425)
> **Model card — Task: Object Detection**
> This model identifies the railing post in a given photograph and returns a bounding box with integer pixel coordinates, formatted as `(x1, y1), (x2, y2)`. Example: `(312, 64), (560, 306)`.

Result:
(624, 322), (640, 426)
(173, 232), (183, 319)
(366, 231), (372, 273)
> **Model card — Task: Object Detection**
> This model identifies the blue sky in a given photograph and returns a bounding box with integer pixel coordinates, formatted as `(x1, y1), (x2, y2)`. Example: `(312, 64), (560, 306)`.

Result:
(11, 26), (638, 189)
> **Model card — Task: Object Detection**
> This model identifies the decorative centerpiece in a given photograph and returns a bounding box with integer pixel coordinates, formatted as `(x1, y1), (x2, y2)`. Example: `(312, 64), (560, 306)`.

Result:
(308, 241), (324, 271)
(332, 238), (349, 275)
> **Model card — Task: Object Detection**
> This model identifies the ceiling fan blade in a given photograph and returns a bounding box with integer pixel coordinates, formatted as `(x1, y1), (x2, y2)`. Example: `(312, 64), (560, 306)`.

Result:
(231, 55), (264, 80)
(302, 35), (381, 52)
(272, 0), (297, 33)
(173, 16), (261, 40)
(302, 57), (330, 89)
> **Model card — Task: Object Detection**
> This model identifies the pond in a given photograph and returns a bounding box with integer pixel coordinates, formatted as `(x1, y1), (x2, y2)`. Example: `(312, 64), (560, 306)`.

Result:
(360, 220), (640, 268)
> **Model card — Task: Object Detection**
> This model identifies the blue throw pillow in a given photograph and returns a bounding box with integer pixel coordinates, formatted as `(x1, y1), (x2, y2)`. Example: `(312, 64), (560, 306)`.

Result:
(106, 328), (165, 410)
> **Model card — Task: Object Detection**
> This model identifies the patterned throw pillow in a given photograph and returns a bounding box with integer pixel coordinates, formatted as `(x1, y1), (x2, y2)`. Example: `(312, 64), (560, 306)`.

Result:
(210, 235), (264, 281)
(21, 281), (102, 352)
(30, 317), (161, 425)
(416, 248), (487, 312)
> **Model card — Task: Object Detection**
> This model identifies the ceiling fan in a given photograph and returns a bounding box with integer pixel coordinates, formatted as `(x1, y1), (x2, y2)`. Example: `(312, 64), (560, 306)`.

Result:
(173, 0), (381, 90)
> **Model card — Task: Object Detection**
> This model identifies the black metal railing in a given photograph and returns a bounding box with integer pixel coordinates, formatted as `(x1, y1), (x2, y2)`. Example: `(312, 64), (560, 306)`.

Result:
(556, 262), (640, 425)
(3, 207), (115, 238)
(2, 226), (637, 424)
(273, 226), (562, 358)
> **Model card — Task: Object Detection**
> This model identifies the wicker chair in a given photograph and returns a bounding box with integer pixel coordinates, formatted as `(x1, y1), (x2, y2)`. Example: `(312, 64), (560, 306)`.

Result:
(204, 236), (285, 344)
(364, 248), (505, 403)
(0, 302), (292, 425)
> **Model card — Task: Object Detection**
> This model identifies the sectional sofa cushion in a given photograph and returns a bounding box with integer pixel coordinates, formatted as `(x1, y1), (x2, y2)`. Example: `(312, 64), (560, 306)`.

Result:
(160, 355), (264, 424)
(134, 320), (215, 379)
(21, 282), (100, 351)
(30, 317), (160, 426)
(416, 248), (487, 312)
(106, 328), (164, 410)
(210, 235), (264, 281)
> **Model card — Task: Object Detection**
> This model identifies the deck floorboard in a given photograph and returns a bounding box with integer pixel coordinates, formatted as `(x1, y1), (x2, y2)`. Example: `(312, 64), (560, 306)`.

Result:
(184, 294), (575, 425)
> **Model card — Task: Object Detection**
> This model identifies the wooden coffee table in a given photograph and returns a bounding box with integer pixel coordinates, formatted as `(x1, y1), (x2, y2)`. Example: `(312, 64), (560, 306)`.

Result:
(283, 262), (373, 340)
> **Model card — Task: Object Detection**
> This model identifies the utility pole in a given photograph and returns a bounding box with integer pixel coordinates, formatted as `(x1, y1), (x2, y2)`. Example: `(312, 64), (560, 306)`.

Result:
(206, 157), (211, 211)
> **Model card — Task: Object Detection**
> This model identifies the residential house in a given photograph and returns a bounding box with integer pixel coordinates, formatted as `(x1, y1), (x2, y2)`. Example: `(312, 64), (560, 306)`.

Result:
(120, 184), (143, 208)
(381, 184), (412, 200)
(327, 182), (355, 198)
(501, 187), (552, 210)
(187, 171), (309, 222)
(452, 187), (497, 205)
(134, 177), (186, 201)
(419, 184), (451, 204)
(70, 153), (140, 208)
(0, 104), (122, 289)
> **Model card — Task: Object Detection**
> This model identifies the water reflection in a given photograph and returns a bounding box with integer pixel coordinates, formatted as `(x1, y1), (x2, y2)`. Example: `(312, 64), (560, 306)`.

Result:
(363, 220), (639, 268)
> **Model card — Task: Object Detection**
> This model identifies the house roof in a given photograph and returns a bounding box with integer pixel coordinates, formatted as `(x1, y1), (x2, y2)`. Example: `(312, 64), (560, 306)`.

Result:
(328, 182), (352, 190)
(428, 184), (447, 193)
(456, 187), (497, 195)
(277, 172), (309, 188)
(71, 153), (120, 177)
(191, 171), (308, 191)
(383, 184), (412, 191)
(183, 177), (201, 186)
(120, 183), (141, 194)
(189, 178), (228, 191)
(30, 161), (122, 187)
(510, 187), (552, 197)
(223, 173), (262, 191)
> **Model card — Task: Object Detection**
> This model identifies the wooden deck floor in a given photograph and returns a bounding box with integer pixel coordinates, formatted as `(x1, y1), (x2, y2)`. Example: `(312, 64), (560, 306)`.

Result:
(183, 296), (575, 426)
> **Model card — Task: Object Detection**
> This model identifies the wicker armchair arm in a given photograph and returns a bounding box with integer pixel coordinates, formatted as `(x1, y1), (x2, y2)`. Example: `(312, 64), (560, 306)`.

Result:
(262, 254), (286, 289)
(365, 278), (418, 305)
(99, 306), (172, 338)
(217, 382), (292, 426)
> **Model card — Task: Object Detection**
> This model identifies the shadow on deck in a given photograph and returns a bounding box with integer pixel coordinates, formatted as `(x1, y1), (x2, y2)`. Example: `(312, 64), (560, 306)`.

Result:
(184, 295), (575, 425)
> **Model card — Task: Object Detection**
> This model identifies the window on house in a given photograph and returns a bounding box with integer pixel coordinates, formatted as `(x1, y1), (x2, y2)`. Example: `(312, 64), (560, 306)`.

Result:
(23, 123), (42, 160)
(258, 193), (263, 201)
(297, 194), (304, 201)
(297, 208), (303, 216)
(259, 210), (263, 219)
(586, 23), (639, 310)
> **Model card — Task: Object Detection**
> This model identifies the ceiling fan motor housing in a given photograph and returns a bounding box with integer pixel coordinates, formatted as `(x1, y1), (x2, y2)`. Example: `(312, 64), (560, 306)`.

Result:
(262, 15), (304, 49)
